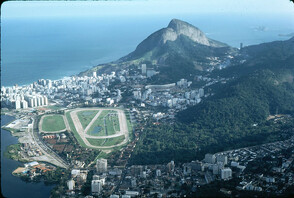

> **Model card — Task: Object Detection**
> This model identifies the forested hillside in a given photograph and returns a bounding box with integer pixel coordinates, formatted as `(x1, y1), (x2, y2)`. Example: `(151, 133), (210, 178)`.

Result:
(130, 68), (294, 165)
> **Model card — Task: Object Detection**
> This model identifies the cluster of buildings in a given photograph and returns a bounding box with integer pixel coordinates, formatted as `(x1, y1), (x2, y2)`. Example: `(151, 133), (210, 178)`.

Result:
(133, 78), (205, 109)
(1, 85), (48, 109)
(1, 71), (121, 109)
(222, 134), (294, 195)
(67, 169), (89, 195)
(12, 161), (54, 180)
(71, 133), (293, 197)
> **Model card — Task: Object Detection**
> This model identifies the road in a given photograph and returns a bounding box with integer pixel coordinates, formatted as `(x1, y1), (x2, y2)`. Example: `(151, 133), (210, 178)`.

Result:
(66, 108), (129, 149)
(31, 117), (69, 168)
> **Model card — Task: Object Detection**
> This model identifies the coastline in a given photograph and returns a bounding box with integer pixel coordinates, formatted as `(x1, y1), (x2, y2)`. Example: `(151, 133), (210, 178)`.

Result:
(1, 114), (29, 164)
(1, 114), (57, 198)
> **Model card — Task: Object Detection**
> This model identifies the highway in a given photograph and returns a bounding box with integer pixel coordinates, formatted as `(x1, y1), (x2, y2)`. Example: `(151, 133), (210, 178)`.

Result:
(31, 117), (69, 168)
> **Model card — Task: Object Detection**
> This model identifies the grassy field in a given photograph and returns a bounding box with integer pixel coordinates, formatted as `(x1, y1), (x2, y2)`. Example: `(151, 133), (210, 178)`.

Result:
(87, 135), (125, 147)
(42, 115), (66, 132)
(77, 110), (99, 129)
(105, 112), (120, 135)
(87, 110), (120, 136)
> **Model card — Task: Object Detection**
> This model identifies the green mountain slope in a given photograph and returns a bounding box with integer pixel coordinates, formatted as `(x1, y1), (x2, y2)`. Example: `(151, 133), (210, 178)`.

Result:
(130, 38), (294, 165)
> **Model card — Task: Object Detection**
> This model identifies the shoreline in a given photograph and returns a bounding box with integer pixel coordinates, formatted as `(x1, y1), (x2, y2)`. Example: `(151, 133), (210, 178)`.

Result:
(1, 114), (65, 187)
(1, 114), (30, 165)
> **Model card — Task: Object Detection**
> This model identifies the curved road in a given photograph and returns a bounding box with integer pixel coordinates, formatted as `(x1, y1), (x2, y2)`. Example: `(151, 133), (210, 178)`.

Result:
(66, 108), (129, 149)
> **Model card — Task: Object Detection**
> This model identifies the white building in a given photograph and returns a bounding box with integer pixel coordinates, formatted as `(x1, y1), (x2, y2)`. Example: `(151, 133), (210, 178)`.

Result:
(141, 64), (147, 75)
(156, 169), (161, 177)
(93, 71), (97, 78)
(125, 191), (139, 197)
(199, 88), (205, 97)
(216, 154), (228, 165)
(16, 100), (22, 109)
(43, 96), (48, 106)
(133, 90), (141, 100)
(67, 179), (75, 191)
(221, 168), (232, 180)
(96, 158), (107, 174)
(91, 180), (102, 195)
(205, 154), (216, 164)
(21, 100), (28, 109)
(71, 169), (81, 177)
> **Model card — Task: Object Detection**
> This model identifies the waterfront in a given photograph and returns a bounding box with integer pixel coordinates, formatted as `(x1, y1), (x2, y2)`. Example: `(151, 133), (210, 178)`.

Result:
(1, 115), (55, 198)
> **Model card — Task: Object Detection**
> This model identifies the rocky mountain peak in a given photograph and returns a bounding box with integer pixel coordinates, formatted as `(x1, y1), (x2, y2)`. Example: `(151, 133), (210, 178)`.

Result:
(162, 18), (210, 46)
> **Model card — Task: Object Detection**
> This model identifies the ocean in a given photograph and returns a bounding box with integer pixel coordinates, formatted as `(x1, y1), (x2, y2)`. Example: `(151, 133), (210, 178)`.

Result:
(1, 14), (294, 87)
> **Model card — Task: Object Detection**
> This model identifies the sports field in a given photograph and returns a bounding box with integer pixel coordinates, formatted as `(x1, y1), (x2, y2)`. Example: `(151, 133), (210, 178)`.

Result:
(41, 115), (66, 132)
(87, 110), (120, 136)
(77, 110), (99, 129)
(65, 108), (129, 149)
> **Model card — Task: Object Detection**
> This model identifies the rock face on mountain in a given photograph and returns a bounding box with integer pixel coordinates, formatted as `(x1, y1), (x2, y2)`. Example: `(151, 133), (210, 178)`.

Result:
(158, 19), (211, 45)
(120, 18), (231, 62)
(166, 19), (223, 47)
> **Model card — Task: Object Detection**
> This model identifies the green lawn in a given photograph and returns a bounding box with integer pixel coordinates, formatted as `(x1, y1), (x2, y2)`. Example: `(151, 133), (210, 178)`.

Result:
(87, 135), (125, 147)
(42, 115), (66, 132)
(104, 135), (125, 146)
(87, 110), (114, 136)
(77, 110), (99, 129)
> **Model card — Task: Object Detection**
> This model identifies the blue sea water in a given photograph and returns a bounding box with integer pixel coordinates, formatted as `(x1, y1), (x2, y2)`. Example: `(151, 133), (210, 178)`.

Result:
(1, 14), (294, 87)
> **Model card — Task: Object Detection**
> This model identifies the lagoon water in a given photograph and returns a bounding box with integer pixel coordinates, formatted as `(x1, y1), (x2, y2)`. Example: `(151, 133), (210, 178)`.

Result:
(1, 115), (55, 198)
(1, 14), (294, 87)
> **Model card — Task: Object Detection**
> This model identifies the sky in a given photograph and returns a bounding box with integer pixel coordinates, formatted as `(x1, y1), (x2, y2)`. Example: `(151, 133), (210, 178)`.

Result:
(1, 0), (294, 19)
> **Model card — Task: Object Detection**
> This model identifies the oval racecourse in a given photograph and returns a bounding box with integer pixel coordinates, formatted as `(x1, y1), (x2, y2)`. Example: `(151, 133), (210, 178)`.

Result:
(39, 114), (68, 133)
(64, 108), (130, 149)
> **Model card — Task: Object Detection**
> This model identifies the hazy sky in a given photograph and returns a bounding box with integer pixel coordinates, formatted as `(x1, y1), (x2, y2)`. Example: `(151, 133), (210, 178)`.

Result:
(2, 0), (294, 19)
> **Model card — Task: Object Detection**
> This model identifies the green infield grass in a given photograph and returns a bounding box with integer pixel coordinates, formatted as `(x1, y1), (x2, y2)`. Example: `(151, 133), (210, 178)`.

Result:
(77, 110), (99, 129)
(87, 135), (125, 147)
(87, 110), (119, 136)
(42, 115), (66, 132)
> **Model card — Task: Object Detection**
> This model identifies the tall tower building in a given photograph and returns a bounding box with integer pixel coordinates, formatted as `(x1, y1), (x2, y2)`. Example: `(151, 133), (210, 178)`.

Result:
(96, 158), (107, 174)
(141, 64), (147, 75)
(91, 180), (102, 195)
(93, 71), (97, 78)
(205, 153), (216, 164)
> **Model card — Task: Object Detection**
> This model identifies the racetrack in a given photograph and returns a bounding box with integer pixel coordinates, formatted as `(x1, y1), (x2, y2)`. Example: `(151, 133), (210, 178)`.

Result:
(39, 114), (69, 133)
(66, 108), (129, 149)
